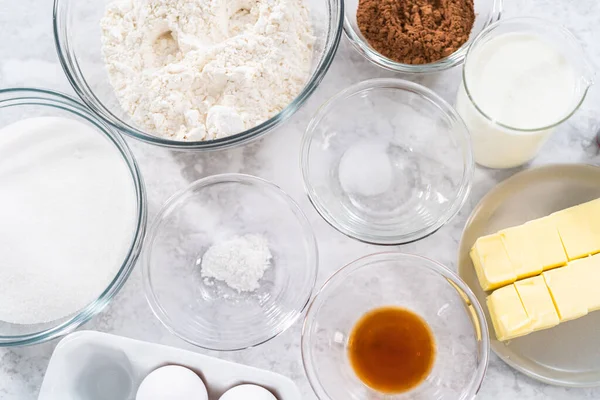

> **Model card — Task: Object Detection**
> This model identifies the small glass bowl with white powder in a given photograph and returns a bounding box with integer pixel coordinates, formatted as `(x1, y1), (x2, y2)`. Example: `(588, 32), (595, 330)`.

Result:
(0, 88), (146, 346)
(301, 79), (474, 245)
(142, 174), (318, 351)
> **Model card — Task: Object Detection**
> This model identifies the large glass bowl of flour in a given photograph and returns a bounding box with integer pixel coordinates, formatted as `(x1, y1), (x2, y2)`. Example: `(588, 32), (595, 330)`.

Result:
(53, 0), (344, 150)
(0, 88), (146, 346)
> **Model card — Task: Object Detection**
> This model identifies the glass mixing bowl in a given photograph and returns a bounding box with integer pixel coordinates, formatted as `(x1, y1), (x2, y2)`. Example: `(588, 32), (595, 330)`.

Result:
(301, 79), (473, 245)
(302, 252), (489, 400)
(343, 0), (503, 73)
(53, 0), (343, 150)
(0, 88), (146, 347)
(142, 174), (318, 351)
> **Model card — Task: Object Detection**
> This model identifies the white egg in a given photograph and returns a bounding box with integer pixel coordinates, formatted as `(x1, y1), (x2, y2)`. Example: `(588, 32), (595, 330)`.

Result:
(219, 384), (277, 400)
(136, 365), (208, 400)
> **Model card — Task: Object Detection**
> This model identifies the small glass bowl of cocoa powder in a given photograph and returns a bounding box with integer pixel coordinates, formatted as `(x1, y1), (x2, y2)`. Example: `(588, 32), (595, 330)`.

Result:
(345, 0), (503, 73)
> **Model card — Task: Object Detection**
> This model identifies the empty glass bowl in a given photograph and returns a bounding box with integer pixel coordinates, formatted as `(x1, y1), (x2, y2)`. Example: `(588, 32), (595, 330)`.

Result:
(343, 0), (502, 73)
(301, 252), (489, 400)
(301, 79), (473, 245)
(53, 0), (343, 149)
(142, 174), (318, 351)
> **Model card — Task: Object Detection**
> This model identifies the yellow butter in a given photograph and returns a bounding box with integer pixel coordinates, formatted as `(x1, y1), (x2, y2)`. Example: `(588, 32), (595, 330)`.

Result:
(586, 199), (600, 249)
(500, 224), (543, 279)
(525, 217), (568, 271)
(471, 234), (516, 291)
(553, 199), (600, 261)
(569, 255), (600, 312)
(543, 267), (588, 322)
(515, 276), (559, 331)
(487, 284), (532, 341)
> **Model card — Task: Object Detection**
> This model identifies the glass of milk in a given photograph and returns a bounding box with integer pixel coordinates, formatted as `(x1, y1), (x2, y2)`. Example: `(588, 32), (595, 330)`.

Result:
(456, 18), (594, 169)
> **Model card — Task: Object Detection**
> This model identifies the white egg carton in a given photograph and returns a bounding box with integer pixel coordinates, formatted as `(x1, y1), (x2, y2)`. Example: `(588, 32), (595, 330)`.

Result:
(38, 330), (301, 400)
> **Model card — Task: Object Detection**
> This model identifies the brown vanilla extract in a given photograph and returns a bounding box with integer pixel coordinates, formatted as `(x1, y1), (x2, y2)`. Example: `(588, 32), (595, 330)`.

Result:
(348, 306), (436, 393)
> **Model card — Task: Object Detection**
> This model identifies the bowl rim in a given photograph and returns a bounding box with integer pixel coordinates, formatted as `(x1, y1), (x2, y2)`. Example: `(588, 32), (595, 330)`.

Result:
(0, 87), (147, 347)
(142, 173), (319, 351)
(52, 0), (345, 150)
(300, 78), (474, 245)
(342, 0), (503, 73)
(301, 251), (490, 400)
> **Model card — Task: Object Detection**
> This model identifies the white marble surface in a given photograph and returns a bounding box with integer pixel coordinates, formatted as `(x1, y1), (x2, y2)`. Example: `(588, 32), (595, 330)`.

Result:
(1, 0), (600, 399)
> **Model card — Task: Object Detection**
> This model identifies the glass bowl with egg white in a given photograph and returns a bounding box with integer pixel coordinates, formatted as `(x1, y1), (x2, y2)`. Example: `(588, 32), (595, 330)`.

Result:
(300, 78), (474, 245)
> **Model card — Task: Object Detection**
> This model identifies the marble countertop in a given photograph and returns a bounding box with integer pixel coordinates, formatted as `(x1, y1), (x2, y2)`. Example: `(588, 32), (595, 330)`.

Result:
(1, 0), (600, 399)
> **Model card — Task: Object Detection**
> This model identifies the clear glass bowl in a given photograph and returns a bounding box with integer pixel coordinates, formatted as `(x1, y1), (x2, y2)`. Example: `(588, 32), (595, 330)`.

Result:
(302, 252), (489, 400)
(301, 79), (473, 245)
(343, 0), (503, 73)
(142, 174), (318, 351)
(0, 88), (147, 347)
(52, 0), (343, 150)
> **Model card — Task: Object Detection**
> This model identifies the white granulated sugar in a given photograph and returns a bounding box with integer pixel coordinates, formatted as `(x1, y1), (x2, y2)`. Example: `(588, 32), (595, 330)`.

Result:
(101, 0), (315, 141)
(339, 141), (393, 197)
(200, 234), (272, 292)
(0, 117), (136, 324)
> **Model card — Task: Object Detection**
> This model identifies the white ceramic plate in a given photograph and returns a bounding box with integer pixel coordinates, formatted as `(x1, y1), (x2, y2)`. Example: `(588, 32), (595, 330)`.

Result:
(458, 164), (600, 387)
(38, 331), (301, 399)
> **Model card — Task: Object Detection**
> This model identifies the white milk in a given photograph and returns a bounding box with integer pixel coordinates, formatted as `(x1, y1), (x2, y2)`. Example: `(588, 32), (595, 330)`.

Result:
(456, 32), (578, 168)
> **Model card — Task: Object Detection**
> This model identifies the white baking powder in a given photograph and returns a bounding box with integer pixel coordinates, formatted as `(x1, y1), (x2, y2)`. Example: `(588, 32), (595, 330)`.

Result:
(0, 117), (137, 324)
(101, 0), (315, 141)
(200, 234), (272, 292)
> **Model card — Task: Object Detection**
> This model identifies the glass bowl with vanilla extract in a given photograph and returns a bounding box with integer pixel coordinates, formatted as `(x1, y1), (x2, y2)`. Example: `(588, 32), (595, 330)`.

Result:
(301, 252), (489, 399)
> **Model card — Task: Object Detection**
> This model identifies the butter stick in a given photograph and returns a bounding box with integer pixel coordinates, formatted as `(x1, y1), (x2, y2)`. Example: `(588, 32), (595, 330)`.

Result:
(569, 256), (600, 312)
(470, 234), (516, 291)
(514, 276), (559, 331)
(487, 284), (532, 341)
(552, 199), (600, 261)
(470, 199), (600, 292)
(488, 253), (600, 341)
(543, 266), (588, 322)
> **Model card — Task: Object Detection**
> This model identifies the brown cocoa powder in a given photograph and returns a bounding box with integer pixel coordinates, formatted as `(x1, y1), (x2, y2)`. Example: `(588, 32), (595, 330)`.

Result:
(356, 0), (475, 65)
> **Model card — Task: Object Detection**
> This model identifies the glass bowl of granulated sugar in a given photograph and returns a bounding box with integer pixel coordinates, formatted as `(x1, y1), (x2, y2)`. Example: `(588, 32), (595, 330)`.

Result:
(53, 0), (343, 150)
(142, 174), (318, 351)
(0, 88), (146, 347)
(343, 0), (502, 73)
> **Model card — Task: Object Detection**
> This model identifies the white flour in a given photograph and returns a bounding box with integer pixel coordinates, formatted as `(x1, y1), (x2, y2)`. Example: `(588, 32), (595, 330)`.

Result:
(200, 234), (272, 292)
(101, 0), (315, 141)
(0, 117), (137, 324)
